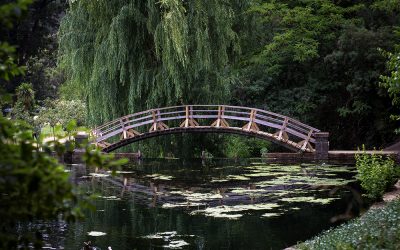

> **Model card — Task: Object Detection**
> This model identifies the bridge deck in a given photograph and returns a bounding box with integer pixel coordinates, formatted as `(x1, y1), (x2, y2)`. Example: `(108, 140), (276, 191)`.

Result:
(92, 105), (327, 154)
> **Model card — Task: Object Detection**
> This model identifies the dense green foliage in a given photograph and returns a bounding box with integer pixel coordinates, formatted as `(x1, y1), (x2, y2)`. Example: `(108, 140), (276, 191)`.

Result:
(58, 0), (400, 155)
(35, 99), (86, 131)
(0, 117), (80, 248)
(10, 82), (35, 123)
(58, 0), (255, 157)
(298, 199), (400, 249)
(0, 0), (31, 81)
(233, 0), (400, 149)
(0, 115), (128, 248)
(380, 48), (400, 129)
(224, 136), (270, 158)
(381, 50), (400, 104)
(1, 0), (67, 100)
(59, 0), (245, 124)
(0, 3), (128, 247)
(355, 150), (398, 200)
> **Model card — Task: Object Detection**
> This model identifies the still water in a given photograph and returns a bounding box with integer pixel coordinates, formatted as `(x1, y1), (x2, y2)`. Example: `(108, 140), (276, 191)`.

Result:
(48, 159), (357, 249)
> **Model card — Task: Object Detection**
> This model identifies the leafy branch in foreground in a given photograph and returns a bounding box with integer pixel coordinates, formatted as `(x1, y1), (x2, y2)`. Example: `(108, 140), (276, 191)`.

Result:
(0, 116), (126, 249)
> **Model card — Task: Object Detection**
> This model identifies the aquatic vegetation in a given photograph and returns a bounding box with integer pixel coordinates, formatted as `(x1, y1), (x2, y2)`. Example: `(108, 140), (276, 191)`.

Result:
(104, 161), (354, 222)
(59, 160), (358, 249)
(162, 202), (206, 208)
(281, 197), (339, 204)
(164, 240), (190, 249)
(145, 174), (174, 181)
(89, 173), (110, 178)
(210, 179), (229, 183)
(211, 175), (250, 182)
(313, 166), (356, 173)
(261, 212), (282, 218)
(226, 175), (251, 181)
(142, 231), (177, 239)
(245, 165), (301, 172)
(142, 231), (193, 249)
(99, 196), (121, 201)
(191, 203), (280, 219)
(255, 175), (351, 187)
(231, 188), (268, 194)
(106, 170), (135, 174)
(244, 172), (284, 177)
(167, 190), (224, 202)
(87, 231), (107, 236)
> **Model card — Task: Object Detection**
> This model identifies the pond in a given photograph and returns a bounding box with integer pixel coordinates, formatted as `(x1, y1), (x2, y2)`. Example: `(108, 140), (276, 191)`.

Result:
(44, 159), (358, 249)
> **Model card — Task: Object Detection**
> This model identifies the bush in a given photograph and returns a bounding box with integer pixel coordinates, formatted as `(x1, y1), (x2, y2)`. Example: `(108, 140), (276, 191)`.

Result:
(223, 135), (271, 158)
(260, 147), (269, 157)
(355, 149), (398, 200)
(224, 136), (251, 158)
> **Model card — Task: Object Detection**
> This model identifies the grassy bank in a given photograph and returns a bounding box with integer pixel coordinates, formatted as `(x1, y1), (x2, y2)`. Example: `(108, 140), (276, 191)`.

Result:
(297, 199), (400, 249)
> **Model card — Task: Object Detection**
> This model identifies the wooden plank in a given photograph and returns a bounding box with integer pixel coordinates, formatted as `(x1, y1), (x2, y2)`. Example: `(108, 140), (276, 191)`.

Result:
(126, 129), (141, 138)
(211, 106), (229, 127)
(120, 118), (127, 139)
(273, 117), (288, 141)
(242, 109), (259, 131)
(278, 117), (288, 140)
(149, 109), (169, 132)
(300, 129), (314, 151)
(149, 110), (158, 132)
(180, 105), (199, 128)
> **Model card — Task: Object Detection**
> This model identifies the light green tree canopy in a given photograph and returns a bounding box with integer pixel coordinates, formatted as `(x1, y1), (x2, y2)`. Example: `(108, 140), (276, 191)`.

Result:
(59, 0), (246, 125)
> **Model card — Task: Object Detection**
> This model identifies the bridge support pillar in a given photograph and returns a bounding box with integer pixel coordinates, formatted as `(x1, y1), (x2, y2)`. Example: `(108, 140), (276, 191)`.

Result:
(314, 132), (329, 161)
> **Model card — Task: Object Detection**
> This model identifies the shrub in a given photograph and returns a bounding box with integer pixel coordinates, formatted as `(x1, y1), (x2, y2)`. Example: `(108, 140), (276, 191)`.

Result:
(223, 136), (271, 158)
(260, 147), (269, 157)
(355, 149), (398, 200)
(224, 136), (252, 158)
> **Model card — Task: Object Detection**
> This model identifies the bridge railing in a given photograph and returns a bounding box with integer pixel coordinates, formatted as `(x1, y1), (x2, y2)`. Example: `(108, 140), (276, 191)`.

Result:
(92, 105), (320, 152)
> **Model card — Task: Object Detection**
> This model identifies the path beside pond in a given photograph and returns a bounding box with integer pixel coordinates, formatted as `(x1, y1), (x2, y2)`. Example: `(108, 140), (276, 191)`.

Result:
(370, 180), (400, 209)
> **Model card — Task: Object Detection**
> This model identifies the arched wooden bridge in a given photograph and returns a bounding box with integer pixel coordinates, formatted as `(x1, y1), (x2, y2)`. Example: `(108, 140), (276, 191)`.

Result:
(92, 105), (329, 155)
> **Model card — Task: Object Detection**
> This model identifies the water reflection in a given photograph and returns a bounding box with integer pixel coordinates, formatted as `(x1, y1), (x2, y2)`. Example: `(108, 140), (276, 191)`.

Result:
(58, 159), (357, 249)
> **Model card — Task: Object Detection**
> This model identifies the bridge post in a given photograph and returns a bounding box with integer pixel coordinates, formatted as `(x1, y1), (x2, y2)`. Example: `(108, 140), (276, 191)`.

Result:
(314, 132), (329, 161)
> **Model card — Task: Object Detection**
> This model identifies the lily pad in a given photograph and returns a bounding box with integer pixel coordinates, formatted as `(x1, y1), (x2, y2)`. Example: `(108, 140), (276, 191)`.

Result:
(87, 231), (107, 236)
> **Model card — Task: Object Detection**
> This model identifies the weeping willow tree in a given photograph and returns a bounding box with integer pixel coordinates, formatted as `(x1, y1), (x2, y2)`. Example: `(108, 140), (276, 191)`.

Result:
(59, 0), (247, 125)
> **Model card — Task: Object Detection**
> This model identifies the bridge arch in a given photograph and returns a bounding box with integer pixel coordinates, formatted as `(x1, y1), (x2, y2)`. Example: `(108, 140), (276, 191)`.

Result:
(91, 105), (328, 154)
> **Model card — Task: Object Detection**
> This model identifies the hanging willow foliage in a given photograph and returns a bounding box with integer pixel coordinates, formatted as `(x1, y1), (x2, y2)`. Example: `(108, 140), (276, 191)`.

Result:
(59, 0), (245, 125)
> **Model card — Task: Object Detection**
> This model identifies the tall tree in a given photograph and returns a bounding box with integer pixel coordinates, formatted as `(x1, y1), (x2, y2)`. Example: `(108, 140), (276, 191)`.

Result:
(233, 0), (400, 149)
(1, 0), (68, 100)
(59, 0), (245, 125)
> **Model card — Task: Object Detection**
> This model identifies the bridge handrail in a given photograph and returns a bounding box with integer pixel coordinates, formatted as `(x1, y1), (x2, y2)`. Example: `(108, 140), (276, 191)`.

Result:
(92, 105), (321, 153)
(93, 106), (317, 134)
(95, 105), (319, 131)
